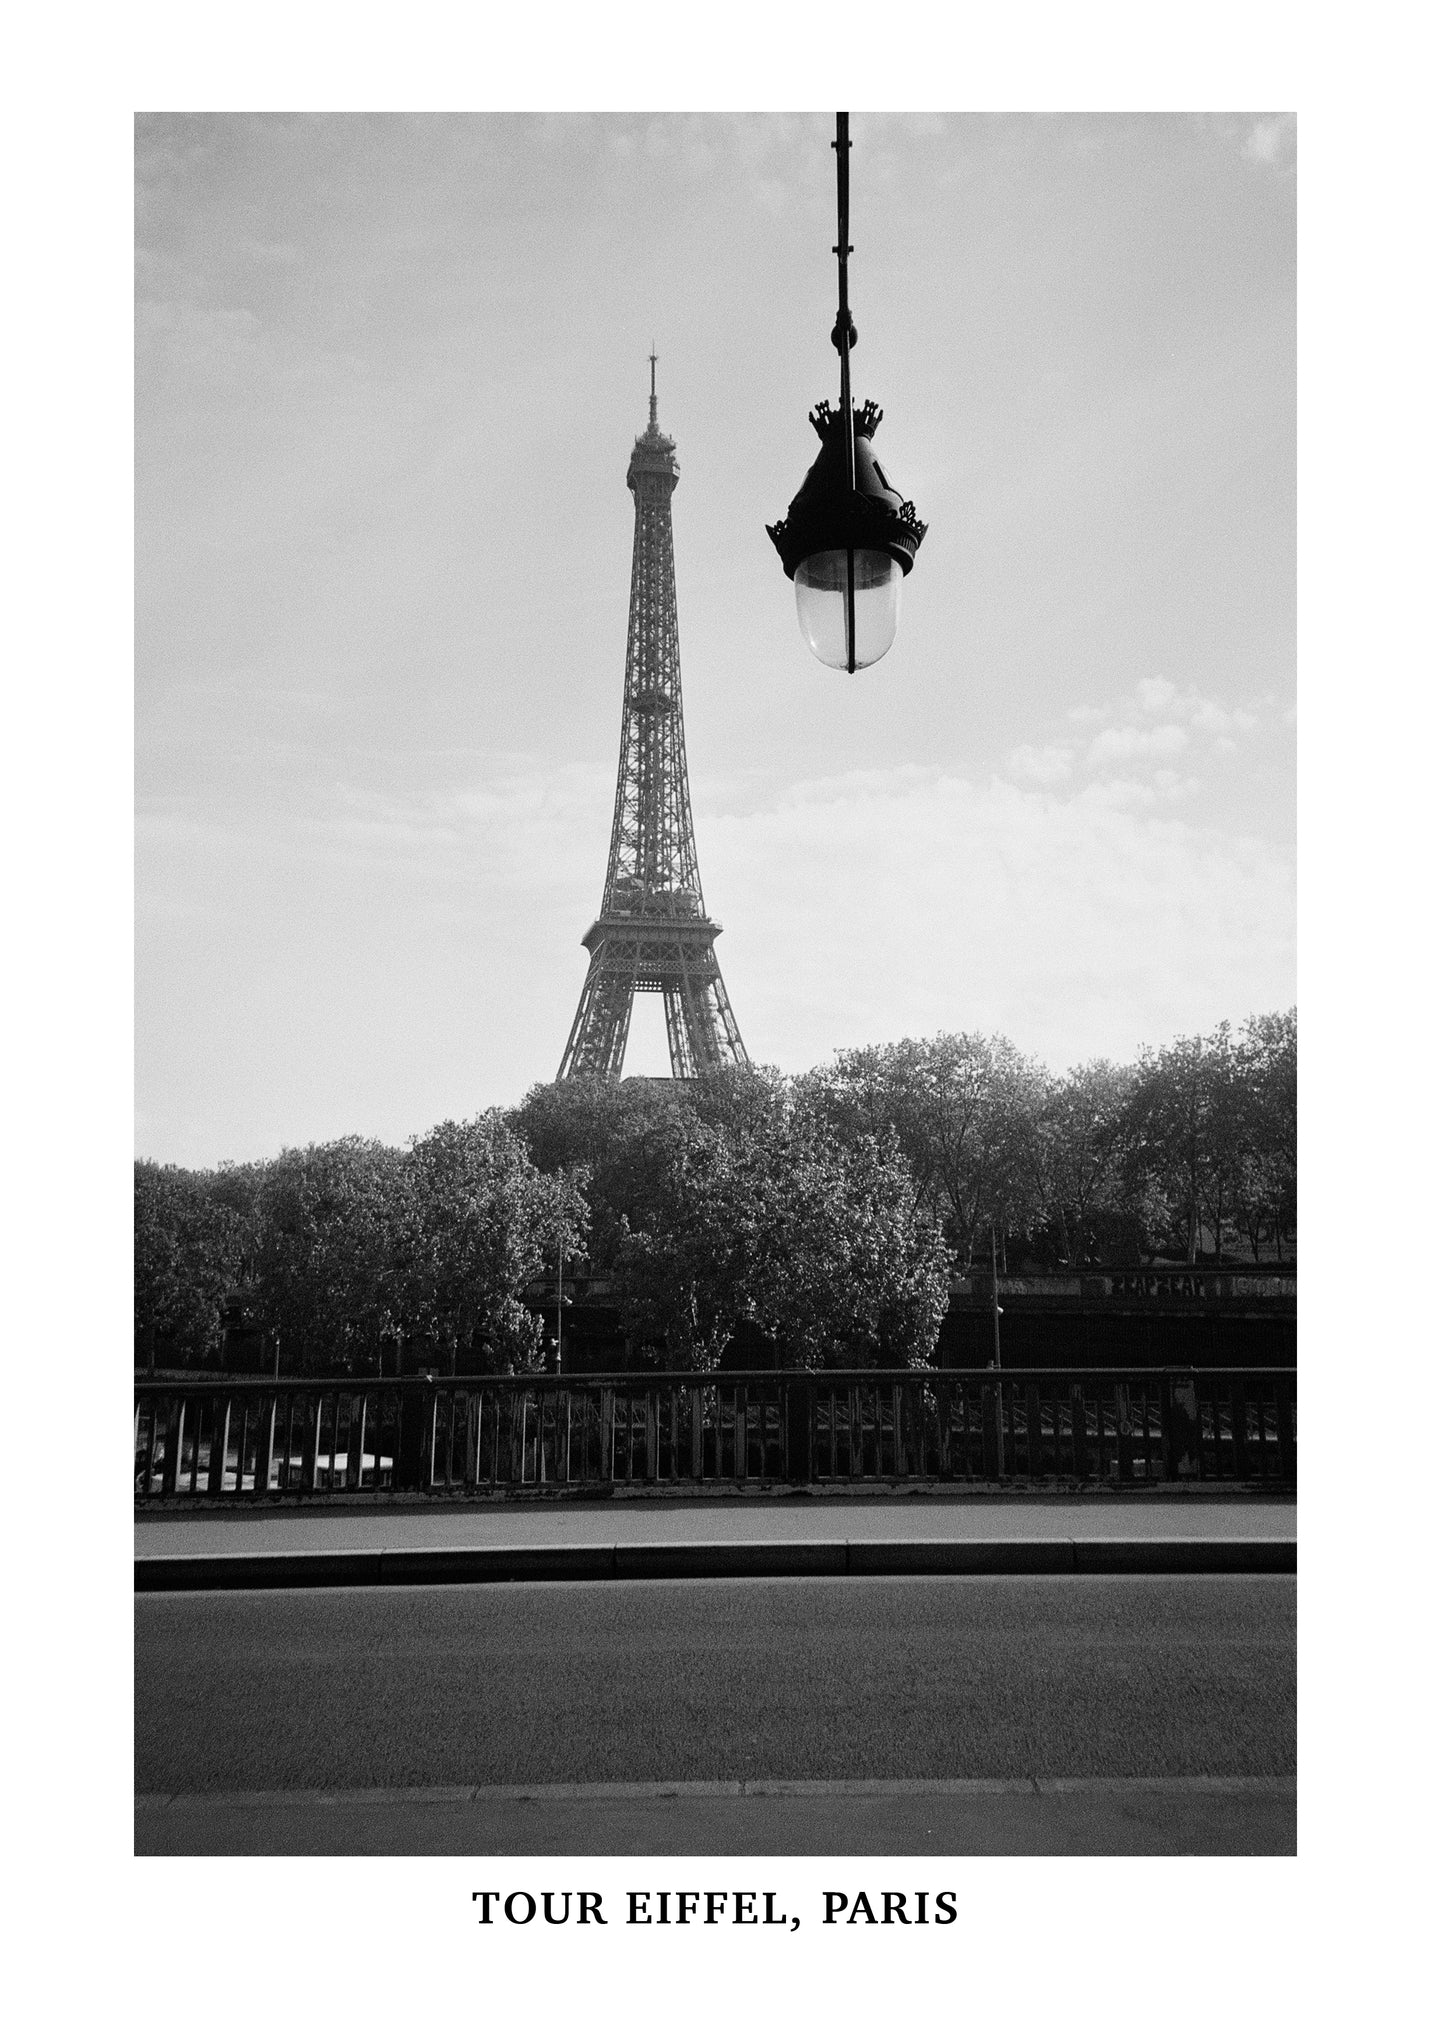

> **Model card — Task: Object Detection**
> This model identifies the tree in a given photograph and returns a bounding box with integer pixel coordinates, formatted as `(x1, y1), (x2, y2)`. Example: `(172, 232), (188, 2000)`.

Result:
(801, 1033), (1047, 1268)
(1233, 1008), (1297, 1260)
(205, 1159), (265, 1286)
(615, 1103), (951, 1372)
(747, 1115), (951, 1370)
(1131, 1022), (1271, 1263)
(250, 1138), (408, 1374)
(509, 1075), (697, 1270)
(1028, 1060), (1145, 1266)
(408, 1112), (589, 1371)
(613, 1118), (758, 1370)
(685, 1062), (792, 1143)
(134, 1161), (249, 1368)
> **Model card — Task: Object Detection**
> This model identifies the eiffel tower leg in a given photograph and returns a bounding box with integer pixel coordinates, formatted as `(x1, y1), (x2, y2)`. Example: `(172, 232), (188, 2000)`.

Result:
(703, 971), (748, 1068)
(672, 963), (747, 1075)
(674, 976), (713, 1076)
(662, 984), (698, 1080)
(558, 963), (635, 1080)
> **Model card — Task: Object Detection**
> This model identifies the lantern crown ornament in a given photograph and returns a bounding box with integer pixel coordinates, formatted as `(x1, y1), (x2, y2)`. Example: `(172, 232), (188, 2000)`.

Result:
(766, 397), (927, 579)
(766, 114), (926, 673)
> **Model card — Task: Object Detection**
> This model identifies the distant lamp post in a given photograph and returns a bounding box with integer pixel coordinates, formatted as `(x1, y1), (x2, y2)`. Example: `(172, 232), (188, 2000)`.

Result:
(767, 112), (927, 672)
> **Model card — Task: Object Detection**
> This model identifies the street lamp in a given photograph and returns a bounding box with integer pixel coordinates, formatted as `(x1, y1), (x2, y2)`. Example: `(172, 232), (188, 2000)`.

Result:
(767, 112), (927, 672)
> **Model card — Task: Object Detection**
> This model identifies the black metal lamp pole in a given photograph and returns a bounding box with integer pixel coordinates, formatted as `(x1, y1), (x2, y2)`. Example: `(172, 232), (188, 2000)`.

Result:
(833, 116), (858, 525)
(768, 111), (926, 674)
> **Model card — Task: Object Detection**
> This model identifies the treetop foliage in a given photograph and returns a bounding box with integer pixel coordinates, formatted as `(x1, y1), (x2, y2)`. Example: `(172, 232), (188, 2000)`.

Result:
(135, 1012), (1295, 1374)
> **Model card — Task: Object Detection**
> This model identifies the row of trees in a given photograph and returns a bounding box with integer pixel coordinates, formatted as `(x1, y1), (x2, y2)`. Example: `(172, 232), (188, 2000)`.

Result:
(136, 1116), (587, 1376)
(799, 1009), (1296, 1272)
(135, 1011), (1294, 1376)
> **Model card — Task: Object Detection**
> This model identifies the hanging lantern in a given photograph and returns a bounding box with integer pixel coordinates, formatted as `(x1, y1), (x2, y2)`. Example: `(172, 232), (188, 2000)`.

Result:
(767, 114), (926, 673)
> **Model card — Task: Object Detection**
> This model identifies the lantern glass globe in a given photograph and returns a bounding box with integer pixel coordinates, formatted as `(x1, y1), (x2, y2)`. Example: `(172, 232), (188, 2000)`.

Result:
(794, 548), (902, 671)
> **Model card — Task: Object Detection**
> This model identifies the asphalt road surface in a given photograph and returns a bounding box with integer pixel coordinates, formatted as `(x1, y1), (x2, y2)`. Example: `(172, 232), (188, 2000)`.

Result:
(136, 1576), (1295, 1854)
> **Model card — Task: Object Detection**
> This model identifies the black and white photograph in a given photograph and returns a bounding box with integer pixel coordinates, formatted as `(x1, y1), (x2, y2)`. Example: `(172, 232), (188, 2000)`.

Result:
(12, 0), (1445, 2023)
(130, 105), (1299, 1870)
(20, 0), (1445, 2025)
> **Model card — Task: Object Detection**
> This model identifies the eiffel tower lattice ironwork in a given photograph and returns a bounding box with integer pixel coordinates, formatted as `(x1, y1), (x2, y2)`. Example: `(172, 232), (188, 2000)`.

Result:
(558, 360), (748, 1080)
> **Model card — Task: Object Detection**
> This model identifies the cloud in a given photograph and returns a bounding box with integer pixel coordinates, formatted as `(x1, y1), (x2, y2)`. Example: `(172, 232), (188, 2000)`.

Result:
(1060, 676), (1264, 777)
(1006, 743), (1072, 785)
(1150, 769), (1192, 802)
(136, 293), (366, 400)
(1087, 723), (1188, 766)
(1134, 675), (1176, 714)
(137, 757), (612, 931)
(1245, 116), (1295, 167)
(699, 765), (1294, 1074)
(1194, 112), (1297, 173)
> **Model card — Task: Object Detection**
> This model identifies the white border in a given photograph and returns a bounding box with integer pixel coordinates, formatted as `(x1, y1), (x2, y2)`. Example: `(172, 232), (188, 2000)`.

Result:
(14, 0), (1436, 2033)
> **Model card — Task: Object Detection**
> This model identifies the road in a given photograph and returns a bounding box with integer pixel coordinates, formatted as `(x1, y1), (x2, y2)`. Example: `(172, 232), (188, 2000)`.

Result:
(136, 1575), (1294, 1853)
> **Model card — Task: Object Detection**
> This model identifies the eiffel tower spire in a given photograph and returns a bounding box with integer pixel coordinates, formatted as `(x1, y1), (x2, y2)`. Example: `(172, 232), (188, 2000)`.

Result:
(558, 365), (748, 1080)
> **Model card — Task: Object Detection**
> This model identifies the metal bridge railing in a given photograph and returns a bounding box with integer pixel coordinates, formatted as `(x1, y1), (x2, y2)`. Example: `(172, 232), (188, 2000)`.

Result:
(134, 1368), (1295, 1499)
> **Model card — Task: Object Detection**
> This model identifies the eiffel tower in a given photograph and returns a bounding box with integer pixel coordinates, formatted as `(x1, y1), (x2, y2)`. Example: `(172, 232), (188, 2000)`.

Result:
(558, 359), (748, 1080)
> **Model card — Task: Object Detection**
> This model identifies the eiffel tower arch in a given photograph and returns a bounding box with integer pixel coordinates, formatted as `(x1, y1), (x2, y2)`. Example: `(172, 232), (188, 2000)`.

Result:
(558, 361), (748, 1081)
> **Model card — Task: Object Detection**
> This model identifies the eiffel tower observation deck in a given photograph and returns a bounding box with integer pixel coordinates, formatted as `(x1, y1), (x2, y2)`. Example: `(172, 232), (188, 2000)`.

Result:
(558, 360), (748, 1080)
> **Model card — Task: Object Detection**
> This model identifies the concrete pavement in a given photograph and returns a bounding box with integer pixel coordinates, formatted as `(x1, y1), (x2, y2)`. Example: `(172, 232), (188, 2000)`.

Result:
(135, 1493), (1296, 1589)
(135, 1776), (1297, 1856)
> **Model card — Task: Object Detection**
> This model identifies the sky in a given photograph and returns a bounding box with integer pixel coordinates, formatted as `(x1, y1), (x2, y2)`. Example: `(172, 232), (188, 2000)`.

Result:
(136, 111), (1295, 1166)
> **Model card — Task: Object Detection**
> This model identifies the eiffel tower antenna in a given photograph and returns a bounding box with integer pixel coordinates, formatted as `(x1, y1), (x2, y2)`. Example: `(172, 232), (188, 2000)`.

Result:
(558, 364), (748, 1080)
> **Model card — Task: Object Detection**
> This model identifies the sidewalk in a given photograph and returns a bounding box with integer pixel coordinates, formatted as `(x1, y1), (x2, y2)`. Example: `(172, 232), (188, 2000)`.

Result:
(135, 1775), (1297, 1857)
(135, 1493), (1295, 1590)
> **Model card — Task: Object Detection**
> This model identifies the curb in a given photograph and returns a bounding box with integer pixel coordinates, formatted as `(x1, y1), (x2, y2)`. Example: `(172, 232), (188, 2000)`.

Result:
(134, 1536), (1295, 1593)
(135, 1775), (1298, 1812)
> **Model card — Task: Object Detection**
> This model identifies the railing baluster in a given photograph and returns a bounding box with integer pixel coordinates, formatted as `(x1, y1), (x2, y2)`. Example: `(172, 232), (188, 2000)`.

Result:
(350, 1394), (367, 1492)
(1276, 1374), (1295, 1485)
(1228, 1378), (1248, 1481)
(140, 1396), (160, 1495)
(301, 1395), (320, 1491)
(174, 1400), (188, 1495)
(215, 1398), (233, 1495)
(234, 1400), (250, 1494)
(1115, 1383), (1132, 1484)
(1144, 1381), (1158, 1479)
(1025, 1383), (1042, 1480)
(158, 1398), (180, 1497)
